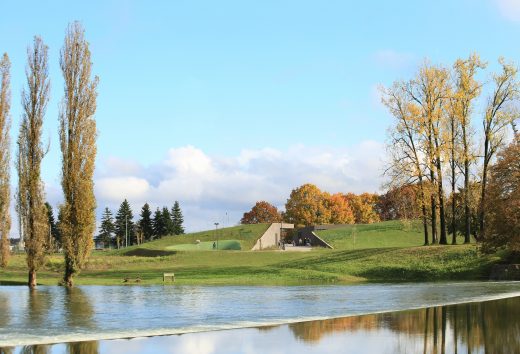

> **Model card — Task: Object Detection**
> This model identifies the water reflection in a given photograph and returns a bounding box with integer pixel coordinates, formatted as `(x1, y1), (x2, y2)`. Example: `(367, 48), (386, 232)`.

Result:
(63, 288), (95, 330)
(288, 297), (520, 353)
(2, 286), (520, 354)
(66, 341), (98, 354)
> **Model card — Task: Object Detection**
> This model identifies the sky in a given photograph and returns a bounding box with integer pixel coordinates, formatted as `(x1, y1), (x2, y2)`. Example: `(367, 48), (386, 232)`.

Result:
(1, 0), (520, 233)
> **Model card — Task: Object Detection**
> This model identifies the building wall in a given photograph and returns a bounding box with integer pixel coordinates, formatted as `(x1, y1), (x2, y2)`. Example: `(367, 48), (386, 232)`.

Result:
(251, 223), (294, 250)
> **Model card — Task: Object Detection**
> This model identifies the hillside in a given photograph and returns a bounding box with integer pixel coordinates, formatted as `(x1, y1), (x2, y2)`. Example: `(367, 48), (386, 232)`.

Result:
(316, 220), (424, 250)
(111, 223), (270, 256)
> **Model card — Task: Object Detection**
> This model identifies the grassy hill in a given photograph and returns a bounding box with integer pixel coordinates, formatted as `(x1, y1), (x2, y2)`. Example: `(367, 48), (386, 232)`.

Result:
(0, 221), (504, 286)
(316, 220), (424, 250)
(111, 223), (270, 256)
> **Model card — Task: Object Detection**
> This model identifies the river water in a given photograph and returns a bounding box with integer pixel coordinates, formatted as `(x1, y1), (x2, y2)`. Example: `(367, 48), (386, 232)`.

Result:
(1, 281), (519, 352)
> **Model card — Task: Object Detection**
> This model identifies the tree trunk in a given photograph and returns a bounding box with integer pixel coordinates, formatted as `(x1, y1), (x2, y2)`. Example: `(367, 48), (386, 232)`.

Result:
(451, 118), (457, 245)
(479, 136), (490, 241)
(463, 125), (471, 244)
(64, 270), (74, 287)
(434, 139), (448, 245)
(28, 269), (37, 288)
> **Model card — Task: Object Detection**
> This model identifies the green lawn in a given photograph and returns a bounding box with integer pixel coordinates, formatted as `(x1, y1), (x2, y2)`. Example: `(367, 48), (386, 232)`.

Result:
(110, 223), (269, 256)
(0, 221), (504, 286)
(166, 240), (242, 251)
(316, 220), (424, 249)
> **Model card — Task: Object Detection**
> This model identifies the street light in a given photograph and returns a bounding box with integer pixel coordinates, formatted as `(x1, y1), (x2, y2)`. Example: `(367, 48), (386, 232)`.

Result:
(214, 222), (219, 250)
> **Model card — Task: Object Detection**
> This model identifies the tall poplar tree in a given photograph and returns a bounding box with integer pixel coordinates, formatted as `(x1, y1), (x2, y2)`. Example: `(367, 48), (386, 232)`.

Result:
(17, 37), (50, 287)
(59, 22), (98, 286)
(0, 53), (11, 268)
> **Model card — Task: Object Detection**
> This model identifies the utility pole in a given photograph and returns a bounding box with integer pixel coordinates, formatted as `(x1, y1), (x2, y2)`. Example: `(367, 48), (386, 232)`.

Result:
(214, 222), (219, 250)
(125, 214), (128, 248)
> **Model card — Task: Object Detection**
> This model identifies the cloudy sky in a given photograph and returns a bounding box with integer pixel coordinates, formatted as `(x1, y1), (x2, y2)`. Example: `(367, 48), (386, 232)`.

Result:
(2, 0), (520, 232)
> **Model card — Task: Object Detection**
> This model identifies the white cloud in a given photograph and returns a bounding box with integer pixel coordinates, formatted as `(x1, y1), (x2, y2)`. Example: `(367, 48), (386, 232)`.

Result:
(495, 0), (520, 21)
(93, 143), (384, 232)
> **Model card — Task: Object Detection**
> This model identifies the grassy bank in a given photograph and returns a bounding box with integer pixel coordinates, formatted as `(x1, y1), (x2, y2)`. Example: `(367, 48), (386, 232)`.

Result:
(0, 221), (503, 286)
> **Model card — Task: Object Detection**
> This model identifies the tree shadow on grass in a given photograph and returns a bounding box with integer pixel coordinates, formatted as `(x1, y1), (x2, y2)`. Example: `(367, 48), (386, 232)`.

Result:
(0, 280), (27, 286)
(122, 248), (177, 257)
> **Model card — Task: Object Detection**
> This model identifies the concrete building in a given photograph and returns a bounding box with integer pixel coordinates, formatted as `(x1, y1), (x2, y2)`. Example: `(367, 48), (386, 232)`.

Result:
(251, 223), (294, 250)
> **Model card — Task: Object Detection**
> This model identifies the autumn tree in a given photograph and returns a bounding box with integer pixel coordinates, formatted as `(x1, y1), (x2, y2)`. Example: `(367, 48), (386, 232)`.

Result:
(284, 184), (331, 226)
(17, 37), (50, 287)
(480, 58), (519, 239)
(343, 193), (380, 224)
(376, 185), (422, 221)
(0, 53), (10, 268)
(171, 201), (185, 235)
(139, 203), (153, 241)
(59, 22), (99, 286)
(450, 54), (485, 244)
(326, 193), (355, 224)
(382, 82), (430, 244)
(241, 201), (282, 224)
(406, 62), (450, 244)
(481, 138), (520, 253)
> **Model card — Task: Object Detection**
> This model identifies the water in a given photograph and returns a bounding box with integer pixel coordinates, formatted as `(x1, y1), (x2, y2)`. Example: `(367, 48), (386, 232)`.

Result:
(0, 281), (519, 349)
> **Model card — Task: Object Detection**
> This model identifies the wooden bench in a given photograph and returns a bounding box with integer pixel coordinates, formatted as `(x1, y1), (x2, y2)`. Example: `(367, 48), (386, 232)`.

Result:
(163, 273), (175, 282)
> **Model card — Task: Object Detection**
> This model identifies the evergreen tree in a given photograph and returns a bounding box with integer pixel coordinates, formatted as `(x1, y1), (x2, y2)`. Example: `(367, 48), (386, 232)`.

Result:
(45, 202), (60, 248)
(115, 199), (134, 247)
(171, 201), (185, 235)
(139, 203), (153, 241)
(152, 207), (166, 239)
(162, 207), (174, 236)
(97, 207), (115, 248)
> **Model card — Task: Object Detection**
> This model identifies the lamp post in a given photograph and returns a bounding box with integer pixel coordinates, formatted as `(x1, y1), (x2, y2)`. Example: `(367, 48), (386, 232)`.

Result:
(125, 215), (128, 248)
(214, 222), (219, 250)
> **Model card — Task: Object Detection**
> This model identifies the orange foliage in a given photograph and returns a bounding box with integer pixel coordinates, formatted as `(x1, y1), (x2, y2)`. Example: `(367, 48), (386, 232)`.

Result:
(241, 201), (282, 224)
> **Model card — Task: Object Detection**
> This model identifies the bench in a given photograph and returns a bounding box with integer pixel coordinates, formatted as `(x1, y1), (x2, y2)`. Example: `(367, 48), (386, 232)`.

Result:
(163, 272), (175, 282)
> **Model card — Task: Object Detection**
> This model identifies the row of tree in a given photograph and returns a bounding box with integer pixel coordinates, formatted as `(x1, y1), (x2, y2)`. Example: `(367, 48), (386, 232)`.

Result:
(0, 22), (98, 287)
(241, 184), (380, 227)
(382, 54), (519, 247)
(96, 200), (185, 249)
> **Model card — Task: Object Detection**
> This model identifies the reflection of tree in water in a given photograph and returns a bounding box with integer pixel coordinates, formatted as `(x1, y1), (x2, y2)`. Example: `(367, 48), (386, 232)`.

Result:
(66, 341), (99, 354)
(27, 289), (52, 327)
(288, 297), (520, 353)
(0, 293), (10, 330)
(64, 287), (99, 354)
(64, 287), (95, 329)
(20, 345), (50, 354)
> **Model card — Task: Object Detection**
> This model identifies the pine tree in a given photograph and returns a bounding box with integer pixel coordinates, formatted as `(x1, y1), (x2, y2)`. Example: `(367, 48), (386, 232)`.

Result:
(98, 207), (115, 248)
(171, 201), (185, 235)
(152, 207), (166, 239)
(162, 207), (174, 236)
(45, 202), (60, 249)
(139, 203), (153, 241)
(115, 199), (134, 247)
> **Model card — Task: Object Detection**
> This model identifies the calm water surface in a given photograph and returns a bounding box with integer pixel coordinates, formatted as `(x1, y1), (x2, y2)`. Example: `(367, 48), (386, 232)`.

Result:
(0, 282), (519, 353)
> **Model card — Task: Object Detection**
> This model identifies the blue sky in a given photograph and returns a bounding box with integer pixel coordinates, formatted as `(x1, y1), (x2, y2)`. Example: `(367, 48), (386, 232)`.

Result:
(2, 0), (520, 231)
